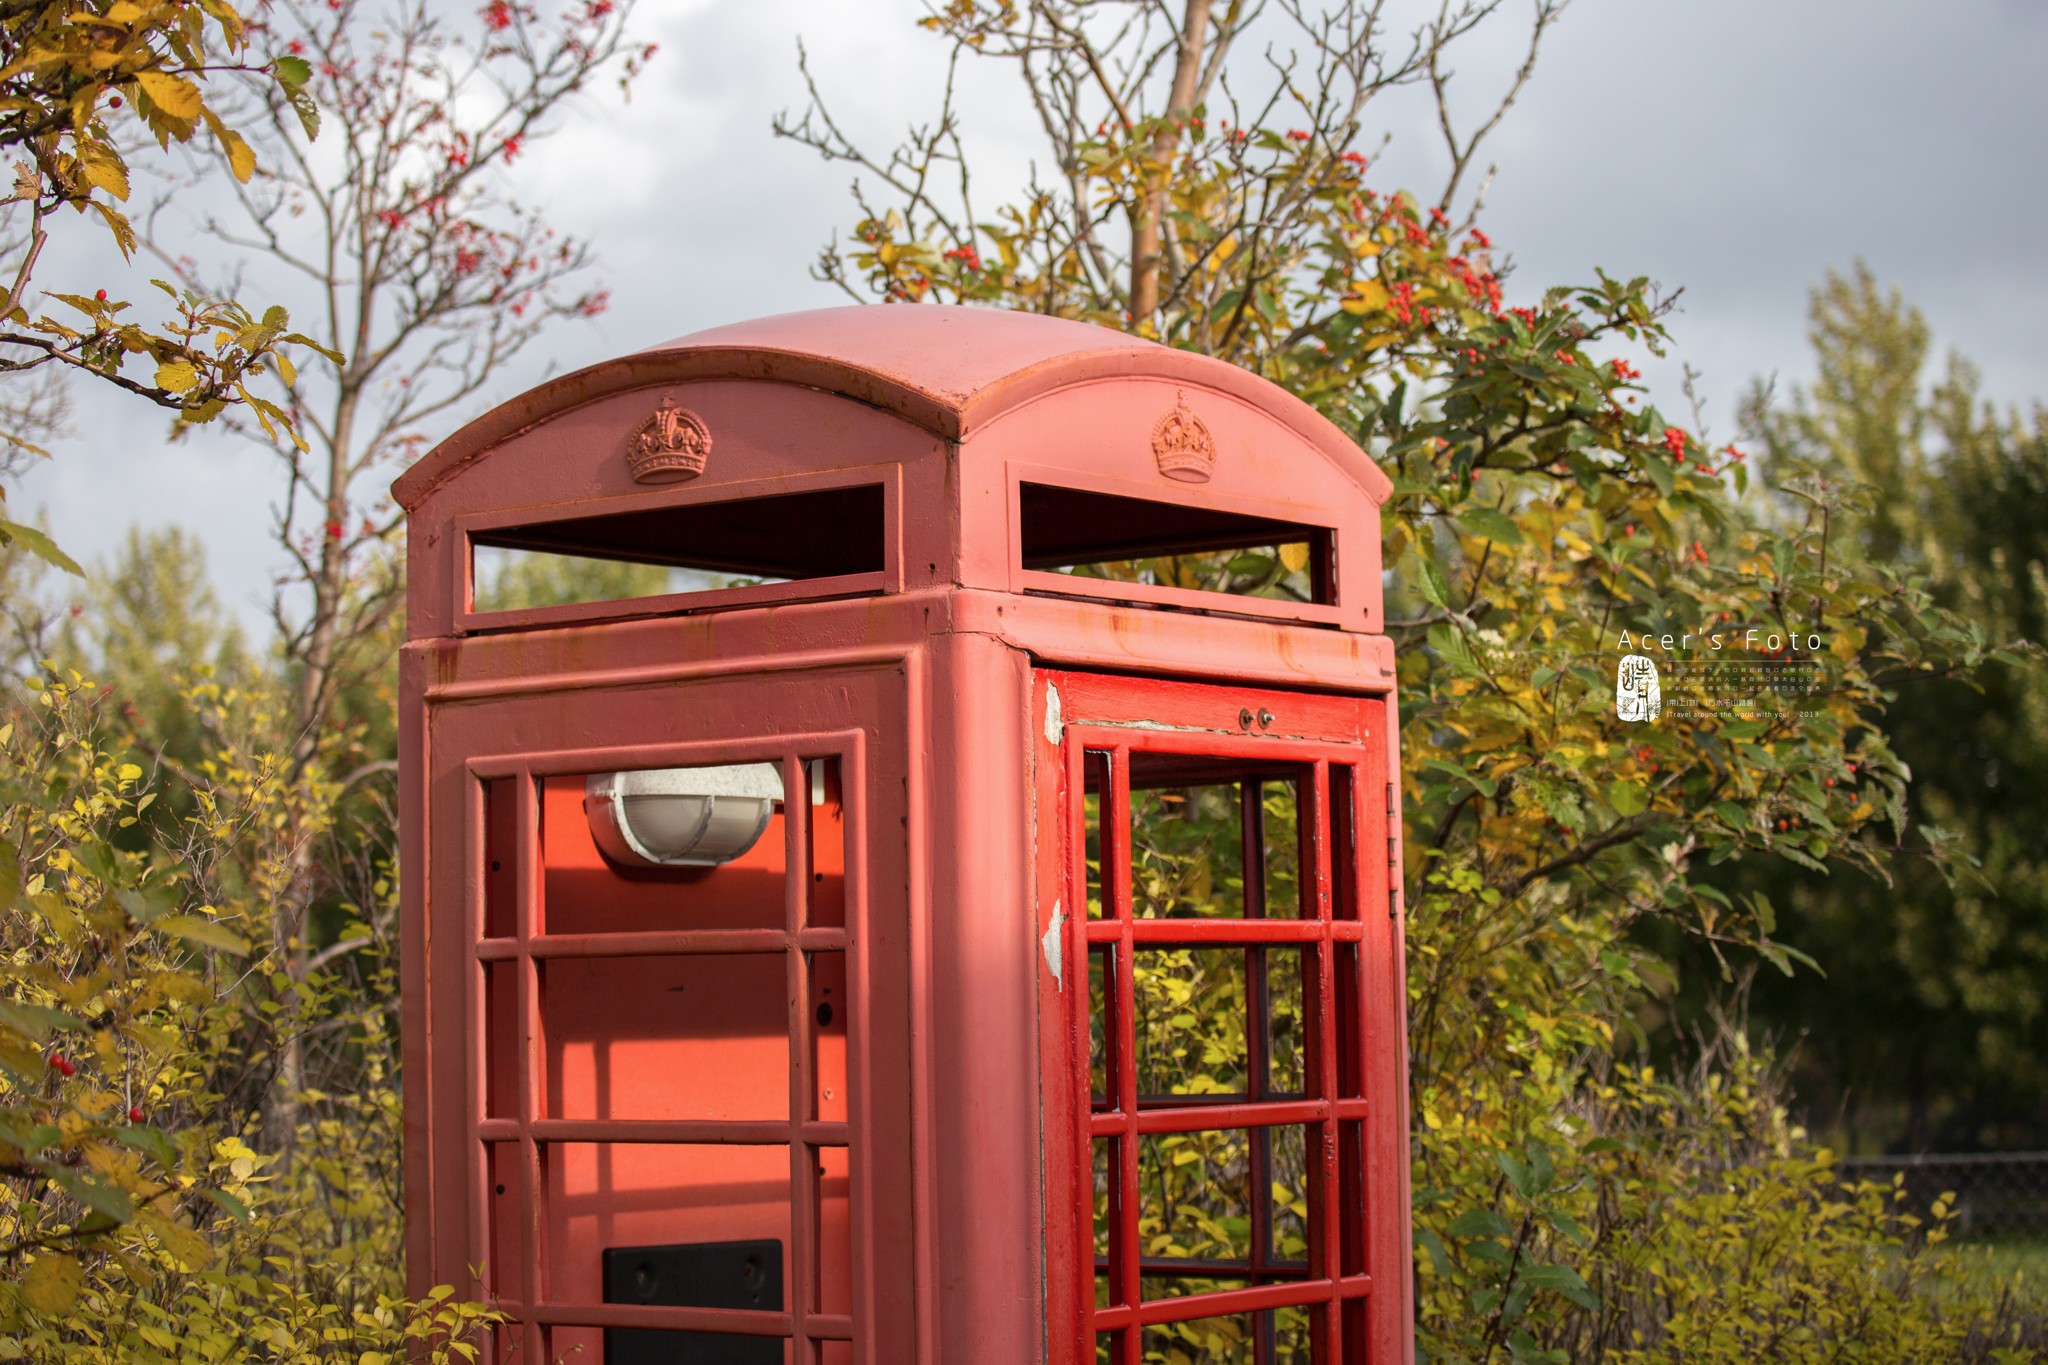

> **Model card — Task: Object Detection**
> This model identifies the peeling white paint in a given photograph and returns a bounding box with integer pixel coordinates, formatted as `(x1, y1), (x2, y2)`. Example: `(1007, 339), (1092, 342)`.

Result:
(1042, 900), (1066, 989)
(1043, 683), (1064, 745)
(1101, 718), (1226, 734)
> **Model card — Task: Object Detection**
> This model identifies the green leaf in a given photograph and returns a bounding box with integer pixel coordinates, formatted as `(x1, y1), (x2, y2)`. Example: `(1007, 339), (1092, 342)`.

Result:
(201, 1187), (253, 1222)
(1607, 779), (1648, 817)
(50, 1167), (135, 1224)
(116, 883), (181, 924)
(1428, 623), (1481, 678)
(115, 1124), (179, 1171)
(287, 87), (321, 140)
(1413, 1226), (1452, 1277)
(1416, 556), (1453, 611)
(1640, 452), (1674, 497)
(1455, 506), (1524, 546)
(0, 1002), (86, 1042)
(273, 54), (312, 90)
(1518, 1263), (1598, 1310)
(0, 519), (83, 576)
(1447, 1208), (1512, 1240)
(153, 914), (250, 955)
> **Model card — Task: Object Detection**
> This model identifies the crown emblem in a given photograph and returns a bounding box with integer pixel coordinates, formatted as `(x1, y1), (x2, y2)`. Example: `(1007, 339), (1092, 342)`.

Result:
(626, 393), (712, 484)
(1151, 394), (1216, 483)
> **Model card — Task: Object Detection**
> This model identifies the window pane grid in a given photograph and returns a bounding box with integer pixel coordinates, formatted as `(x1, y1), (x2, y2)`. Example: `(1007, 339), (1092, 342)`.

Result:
(476, 756), (852, 1362)
(1080, 746), (1368, 1363)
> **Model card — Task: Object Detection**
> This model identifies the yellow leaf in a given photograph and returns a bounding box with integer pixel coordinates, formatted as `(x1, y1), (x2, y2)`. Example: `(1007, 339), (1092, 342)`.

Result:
(135, 71), (204, 121)
(20, 1253), (84, 1315)
(1279, 542), (1310, 573)
(78, 143), (129, 201)
(1340, 278), (1388, 316)
(155, 360), (198, 393)
(223, 130), (255, 183)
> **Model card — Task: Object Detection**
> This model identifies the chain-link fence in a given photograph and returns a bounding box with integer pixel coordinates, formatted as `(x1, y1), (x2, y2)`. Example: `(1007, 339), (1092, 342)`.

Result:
(1838, 1152), (2048, 1242)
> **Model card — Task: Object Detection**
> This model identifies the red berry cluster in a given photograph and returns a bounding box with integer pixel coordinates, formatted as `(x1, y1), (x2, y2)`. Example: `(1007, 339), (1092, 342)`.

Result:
(1388, 280), (1429, 327)
(1445, 255), (1502, 311)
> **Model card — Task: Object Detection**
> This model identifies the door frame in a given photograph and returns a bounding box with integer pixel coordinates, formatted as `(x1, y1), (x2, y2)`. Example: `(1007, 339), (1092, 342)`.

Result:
(1032, 668), (1409, 1365)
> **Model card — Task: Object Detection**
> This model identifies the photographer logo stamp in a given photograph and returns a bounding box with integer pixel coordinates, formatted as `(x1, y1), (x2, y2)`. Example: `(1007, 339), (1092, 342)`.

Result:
(1615, 653), (1662, 723)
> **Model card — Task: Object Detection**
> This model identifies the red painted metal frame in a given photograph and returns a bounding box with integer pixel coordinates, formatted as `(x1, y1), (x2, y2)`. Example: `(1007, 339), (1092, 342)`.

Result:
(466, 747), (854, 1359)
(420, 678), (915, 1364)
(399, 307), (1412, 1365)
(1036, 670), (1408, 1365)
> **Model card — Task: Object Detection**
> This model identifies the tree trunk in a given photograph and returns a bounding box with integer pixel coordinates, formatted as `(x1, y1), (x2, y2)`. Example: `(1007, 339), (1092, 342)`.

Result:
(1128, 0), (1212, 322)
(263, 382), (362, 1156)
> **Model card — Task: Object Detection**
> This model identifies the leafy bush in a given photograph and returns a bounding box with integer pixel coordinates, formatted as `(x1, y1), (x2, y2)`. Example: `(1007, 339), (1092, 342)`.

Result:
(0, 673), (496, 1361)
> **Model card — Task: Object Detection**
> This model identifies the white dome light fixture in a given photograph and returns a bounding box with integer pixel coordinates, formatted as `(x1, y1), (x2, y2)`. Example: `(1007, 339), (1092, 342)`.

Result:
(584, 763), (785, 868)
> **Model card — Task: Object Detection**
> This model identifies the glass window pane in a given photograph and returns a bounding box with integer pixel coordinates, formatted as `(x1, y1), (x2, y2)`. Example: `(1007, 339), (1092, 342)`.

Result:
(1138, 1128), (1252, 1270)
(1141, 1308), (1314, 1365)
(1262, 947), (1307, 1098)
(1090, 947), (1114, 1109)
(810, 951), (847, 1124)
(807, 758), (847, 930)
(1143, 1311), (1255, 1363)
(814, 1144), (851, 1316)
(540, 1141), (791, 1307)
(1130, 781), (1244, 920)
(1084, 751), (1110, 919)
(1093, 1138), (1117, 1309)
(1268, 1123), (1310, 1267)
(1135, 948), (1248, 1098)
(1136, 1127), (1317, 1290)
(543, 953), (790, 1123)
(540, 768), (790, 936)
(482, 776), (521, 939)
(1259, 778), (1302, 920)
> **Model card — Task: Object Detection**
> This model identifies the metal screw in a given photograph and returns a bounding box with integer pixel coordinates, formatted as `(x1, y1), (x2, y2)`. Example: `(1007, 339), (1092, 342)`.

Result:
(1239, 707), (1254, 729)
(1257, 708), (1274, 729)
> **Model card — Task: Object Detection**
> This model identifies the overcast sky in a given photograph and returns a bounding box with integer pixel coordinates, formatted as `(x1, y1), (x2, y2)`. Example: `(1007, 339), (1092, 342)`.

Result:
(17, 0), (2048, 624)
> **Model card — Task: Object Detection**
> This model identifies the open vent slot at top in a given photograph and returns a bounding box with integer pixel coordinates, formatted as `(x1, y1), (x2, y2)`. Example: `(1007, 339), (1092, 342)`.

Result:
(471, 483), (886, 615)
(1019, 482), (1333, 606)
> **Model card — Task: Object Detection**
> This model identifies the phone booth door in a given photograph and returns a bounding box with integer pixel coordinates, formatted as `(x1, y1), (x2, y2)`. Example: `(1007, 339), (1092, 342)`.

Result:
(418, 666), (913, 1365)
(1035, 670), (1409, 1365)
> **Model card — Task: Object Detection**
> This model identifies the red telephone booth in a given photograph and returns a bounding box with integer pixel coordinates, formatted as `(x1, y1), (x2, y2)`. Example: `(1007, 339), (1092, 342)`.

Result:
(395, 306), (1411, 1365)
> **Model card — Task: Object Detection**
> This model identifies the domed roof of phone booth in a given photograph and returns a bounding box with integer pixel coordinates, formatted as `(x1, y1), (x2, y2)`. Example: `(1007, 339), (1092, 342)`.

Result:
(391, 305), (1392, 510)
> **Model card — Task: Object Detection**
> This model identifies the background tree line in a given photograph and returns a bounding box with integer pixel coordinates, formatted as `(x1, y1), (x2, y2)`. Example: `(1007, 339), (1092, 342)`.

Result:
(0, 0), (2041, 1361)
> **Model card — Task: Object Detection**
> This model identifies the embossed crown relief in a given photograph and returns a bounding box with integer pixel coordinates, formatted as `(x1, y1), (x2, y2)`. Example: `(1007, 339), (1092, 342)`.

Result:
(625, 391), (712, 484)
(1151, 392), (1216, 484)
